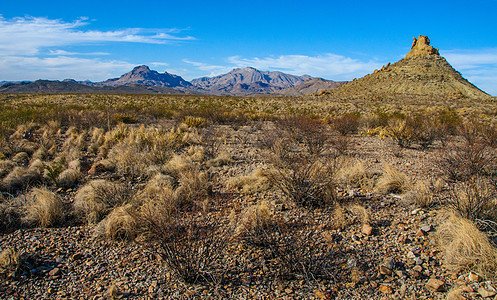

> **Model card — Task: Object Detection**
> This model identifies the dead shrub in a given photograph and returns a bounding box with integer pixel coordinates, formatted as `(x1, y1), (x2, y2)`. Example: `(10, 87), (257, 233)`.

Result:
(385, 117), (415, 148)
(438, 214), (497, 280)
(143, 215), (227, 284)
(438, 140), (496, 182)
(374, 164), (411, 194)
(447, 178), (497, 228)
(24, 187), (63, 227)
(329, 113), (361, 136)
(74, 180), (133, 223)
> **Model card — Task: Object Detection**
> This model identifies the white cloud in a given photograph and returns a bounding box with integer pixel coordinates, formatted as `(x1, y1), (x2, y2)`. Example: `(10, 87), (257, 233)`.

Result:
(0, 16), (195, 56)
(443, 49), (497, 95)
(0, 55), (134, 81)
(48, 49), (110, 56)
(227, 54), (382, 81)
(184, 54), (382, 81)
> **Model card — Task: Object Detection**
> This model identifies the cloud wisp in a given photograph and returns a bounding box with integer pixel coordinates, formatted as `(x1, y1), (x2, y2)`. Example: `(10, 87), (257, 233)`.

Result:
(443, 49), (497, 95)
(0, 16), (195, 56)
(184, 54), (383, 81)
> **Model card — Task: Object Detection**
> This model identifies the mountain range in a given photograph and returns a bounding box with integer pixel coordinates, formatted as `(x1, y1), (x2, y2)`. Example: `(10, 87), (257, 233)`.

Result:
(0, 66), (342, 96)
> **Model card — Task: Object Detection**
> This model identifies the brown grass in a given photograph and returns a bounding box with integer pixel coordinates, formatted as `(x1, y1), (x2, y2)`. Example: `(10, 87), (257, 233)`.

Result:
(1, 159), (44, 192)
(374, 164), (411, 194)
(235, 201), (274, 245)
(24, 187), (63, 227)
(438, 213), (497, 280)
(95, 204), (137, 241)
(335, 158), (371, 190)
(74, 180), (132, 223)
(226, 168), (273, 194)
(405, 180), (435, 208)
(57, 168), (82, 188)
(0, 248), (20, 278)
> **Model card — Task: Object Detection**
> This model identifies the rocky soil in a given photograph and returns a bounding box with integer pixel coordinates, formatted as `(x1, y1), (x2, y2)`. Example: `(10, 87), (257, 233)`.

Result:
(1, 126), (496, 299)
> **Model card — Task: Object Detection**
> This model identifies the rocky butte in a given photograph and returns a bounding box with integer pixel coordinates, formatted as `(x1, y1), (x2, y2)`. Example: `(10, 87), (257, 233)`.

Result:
(319, 35), (491, 99)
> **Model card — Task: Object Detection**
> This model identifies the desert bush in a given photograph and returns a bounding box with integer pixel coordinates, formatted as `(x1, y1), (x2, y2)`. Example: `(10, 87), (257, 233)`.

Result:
(277, 116), (330, 156)
(23, 187), (63, 227)
(183, 116), (208, 128)
(226, 168), (274, 194)
(268, 159), (337, 208)
(112, 113), (138, 124)
(438, 140), (496, 182)
(438, 214), (497, 280)
(384, 117), (415, 148)
(329, 112), (361, 136)
(405, 180), (435, 208)
(447, 178), (497, 227)
(74, 180), (133, 223)
(374, 164), (411, 194)
(143, 215), (227, 284)
(185, 145), (205, 162)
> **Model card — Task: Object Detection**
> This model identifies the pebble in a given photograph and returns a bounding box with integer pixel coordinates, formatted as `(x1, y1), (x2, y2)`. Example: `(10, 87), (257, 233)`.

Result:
(378, 285), (393, 294)
(478, 287), (497, 298)
(425, 278), (445, 292)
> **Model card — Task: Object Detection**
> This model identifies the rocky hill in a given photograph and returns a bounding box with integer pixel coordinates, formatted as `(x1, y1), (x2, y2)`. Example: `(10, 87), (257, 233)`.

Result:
(320, 35), (491, 99)
(191, 67), (312, 95)
(0, 80), (188, 94)
(94, 65), (192, 88)
(279, 78), (346, 96)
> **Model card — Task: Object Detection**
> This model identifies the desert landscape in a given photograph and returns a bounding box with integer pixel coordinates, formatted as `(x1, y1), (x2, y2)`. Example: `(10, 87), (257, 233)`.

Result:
(1, 35), (497, 299)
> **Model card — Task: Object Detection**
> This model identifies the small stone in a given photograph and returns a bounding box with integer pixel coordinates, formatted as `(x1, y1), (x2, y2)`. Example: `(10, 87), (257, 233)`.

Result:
(378, 285), (394, 294)
(407, 251), (417, 259)
(362, 224), (373, 236)
(411, 208), (421, 215)
(426, 278), (445, 292)
(347, 259), (357, 268)
(415, 257), (424, 265)
(49, 268), (61, 276)
(468, 272), (482, 282)
(478, 287), (496, 298)
(420, 225), (433, 233)
(379, 265), (392, 276)
(285, 288), (293, 294)
(413, 265), (423, 272)
(411, 270), (423, 279)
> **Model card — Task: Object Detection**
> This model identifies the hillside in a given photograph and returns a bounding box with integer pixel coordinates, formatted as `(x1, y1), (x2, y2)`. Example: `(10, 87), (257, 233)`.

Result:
(191, 67), (312, 95)
(94, 65), (192, 88)
(279, 78), (346, 96)
(320, 35), (491, 99)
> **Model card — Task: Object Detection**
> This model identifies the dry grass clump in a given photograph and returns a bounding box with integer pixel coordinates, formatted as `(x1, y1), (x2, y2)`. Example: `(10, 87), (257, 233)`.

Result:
(88, 127), (105, 154)
(374, 164), (411, 194)
(206, 151), (232, 167)
(23, 187), (63, 227)
(234, 201), (274, 245)
(226, 168), (273, 194)
(57, 168), (82, 188)
(185, 145), (205, 162)
(405, 180), (435, 208)
(11, 152), (29, 165)
(74, 180), (132, 223)
(0, 197), (23, 233)
(95, 204), (137, 241)
(438, 214), (497, 280)
(107, 143), (149, 179)
(1, 159), (44, 192)
(349, 204), (371, 225)
(0, 160), (17, 178)
(183, 116), (208, 128)
(335, 158), (371, 190)
(0, 248), (20, 278)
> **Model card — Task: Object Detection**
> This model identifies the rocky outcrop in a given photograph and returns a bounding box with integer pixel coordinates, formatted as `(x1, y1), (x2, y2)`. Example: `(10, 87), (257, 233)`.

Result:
(405, 35), (439, 59)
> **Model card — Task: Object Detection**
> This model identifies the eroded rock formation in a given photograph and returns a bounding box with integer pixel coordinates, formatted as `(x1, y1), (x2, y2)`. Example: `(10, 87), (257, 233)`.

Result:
(405, 35), (439, 59)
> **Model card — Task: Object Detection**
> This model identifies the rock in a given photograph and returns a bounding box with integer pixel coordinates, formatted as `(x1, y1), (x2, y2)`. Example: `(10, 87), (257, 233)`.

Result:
(378, 285), (394, 294)
(411, 270), (423, 279)
(347, 258), (357, 268)
(478, 287), (496, 298)
(362, 224), (373, 236)
(411, 208), (422, 215)
(405, 35), (440, 59)
(415, 229), (427, 237)
(420, 225), (433, 233)
(379, 265), (392, 276)
(49, 268), (61, 276)
(414, 257), (424, 265)
(425, 278), (445, 292)
(413, 265), (423, 272)
(468, 272), (482, 282)
(407, 251), (417, 259)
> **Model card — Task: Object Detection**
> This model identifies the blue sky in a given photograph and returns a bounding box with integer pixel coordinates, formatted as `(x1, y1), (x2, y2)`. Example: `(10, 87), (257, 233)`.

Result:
(1, 0), (496, 95)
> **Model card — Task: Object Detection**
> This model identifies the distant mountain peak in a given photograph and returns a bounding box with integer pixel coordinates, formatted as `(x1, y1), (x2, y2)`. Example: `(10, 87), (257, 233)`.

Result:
(97, 65), (191, 88)
(131, 65), (152, 72)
